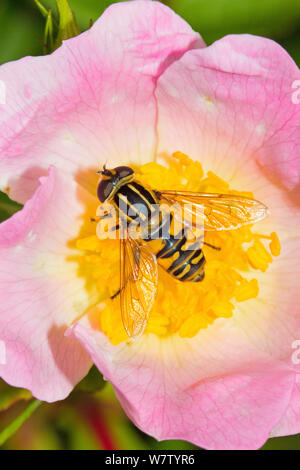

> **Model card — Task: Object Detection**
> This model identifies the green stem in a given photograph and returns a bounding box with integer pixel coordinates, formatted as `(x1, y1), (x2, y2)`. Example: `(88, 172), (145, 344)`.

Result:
(33, 0), (58, 28)
(33, 0), (49, 18)
(0, 399), (42, 447)
(44, 9), (54, 54)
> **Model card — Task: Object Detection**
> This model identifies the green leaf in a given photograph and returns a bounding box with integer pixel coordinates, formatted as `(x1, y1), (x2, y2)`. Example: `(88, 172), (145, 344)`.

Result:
(34, 0), (80, 53)
(74, 365), (105, 393)
(41, 1), (126, 31)
(0, 382), (32, 412)
(261, 434), (300, 450)
(0, 192), (22, 222)
(0, 0), (43, 64)
(167, 0), (300, 45)
(55, 0), (80, 48)
(0, 399), (41, 446)
(281, 31), (300, 66)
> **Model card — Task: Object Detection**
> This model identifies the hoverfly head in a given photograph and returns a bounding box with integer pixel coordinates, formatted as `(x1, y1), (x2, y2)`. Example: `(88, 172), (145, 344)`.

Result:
(96, 165), (134, 203)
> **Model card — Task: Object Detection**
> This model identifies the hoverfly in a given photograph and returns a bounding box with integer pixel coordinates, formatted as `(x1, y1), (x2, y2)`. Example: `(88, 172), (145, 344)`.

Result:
(96, 165), (269, 339)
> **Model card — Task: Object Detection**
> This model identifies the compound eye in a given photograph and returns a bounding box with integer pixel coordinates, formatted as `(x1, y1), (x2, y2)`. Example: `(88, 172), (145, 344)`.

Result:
(115, 166), (134, 178)
(97, 180), (114, 203)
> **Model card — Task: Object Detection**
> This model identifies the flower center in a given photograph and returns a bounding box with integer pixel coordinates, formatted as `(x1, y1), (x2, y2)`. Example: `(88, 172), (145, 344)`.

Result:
(75, 152), (280, 345)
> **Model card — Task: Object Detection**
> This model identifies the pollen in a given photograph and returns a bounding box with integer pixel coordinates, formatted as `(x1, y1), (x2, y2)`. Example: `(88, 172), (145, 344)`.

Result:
(235, 279), (259, 302)
(74, 152), (280, 344)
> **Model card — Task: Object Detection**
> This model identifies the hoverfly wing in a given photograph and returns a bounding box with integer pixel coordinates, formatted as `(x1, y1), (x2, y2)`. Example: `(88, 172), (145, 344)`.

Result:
(120, 226), (158, 338)
(157, 190), (269, 231)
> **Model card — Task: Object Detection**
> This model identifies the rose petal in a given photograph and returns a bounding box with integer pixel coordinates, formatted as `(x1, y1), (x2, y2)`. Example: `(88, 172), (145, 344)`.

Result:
(271, 381), (300, 437)
(68, 320), (295, 449)
(0, 1), (203, 203)
(156, 34), (300, 191)
(155, 32), (300, 366)
(0, 167), (97, 401)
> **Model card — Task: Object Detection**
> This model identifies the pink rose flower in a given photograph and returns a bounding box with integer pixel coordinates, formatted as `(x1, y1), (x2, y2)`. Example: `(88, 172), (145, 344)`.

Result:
(0, 1), (300, 450)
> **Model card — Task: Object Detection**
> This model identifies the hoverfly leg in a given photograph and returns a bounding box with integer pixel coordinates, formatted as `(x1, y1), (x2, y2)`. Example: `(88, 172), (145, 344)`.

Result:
(203, 241), (221, 251)
(195, 235), (221, 251)
(90, 212), (113, 223)
(110, 287), (121, 300)
(110, 224), (120, 232)
(196, 234), (221, 251)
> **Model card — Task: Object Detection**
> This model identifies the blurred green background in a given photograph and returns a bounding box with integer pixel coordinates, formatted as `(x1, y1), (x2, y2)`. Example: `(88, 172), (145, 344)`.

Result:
(0, 0), (300, 451)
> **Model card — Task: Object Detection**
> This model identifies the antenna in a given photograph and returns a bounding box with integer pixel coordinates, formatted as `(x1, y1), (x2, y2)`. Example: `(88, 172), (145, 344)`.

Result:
(96, 162), (108, 175)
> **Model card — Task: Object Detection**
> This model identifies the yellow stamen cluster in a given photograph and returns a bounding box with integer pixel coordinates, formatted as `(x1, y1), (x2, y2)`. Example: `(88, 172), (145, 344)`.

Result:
(75, 152), (280, 344)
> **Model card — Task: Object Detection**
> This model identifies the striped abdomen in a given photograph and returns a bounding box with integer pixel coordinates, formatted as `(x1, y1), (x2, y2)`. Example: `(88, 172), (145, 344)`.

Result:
(113, 181), (206, 282)
(153, 231), (206, 282)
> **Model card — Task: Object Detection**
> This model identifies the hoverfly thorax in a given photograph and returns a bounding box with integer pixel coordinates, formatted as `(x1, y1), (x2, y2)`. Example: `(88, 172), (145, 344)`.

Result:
(97, 166), (135, 203)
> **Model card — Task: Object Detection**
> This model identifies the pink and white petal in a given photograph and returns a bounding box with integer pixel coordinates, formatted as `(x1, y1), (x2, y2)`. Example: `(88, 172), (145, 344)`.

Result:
(0, 1), (203, 203)
(271, 381), (300, 437)
(0, 167), (97, 402)
(229, 231), (300, 372)
(155, 34), (300, 364)
(68, 319), (295, 450)
(156, 34), (300, 191)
